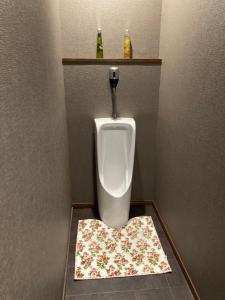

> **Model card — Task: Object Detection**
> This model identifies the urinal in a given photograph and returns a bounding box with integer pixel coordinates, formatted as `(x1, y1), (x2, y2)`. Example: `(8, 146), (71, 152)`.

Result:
(95, 118), (136, 227)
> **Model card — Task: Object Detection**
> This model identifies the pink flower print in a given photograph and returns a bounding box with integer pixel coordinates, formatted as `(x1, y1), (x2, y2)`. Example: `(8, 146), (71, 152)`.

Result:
(136, 239), (148, 252)
(131, 249), (144, 265)
(112, 228), (123, 240)
(153, 240), (161, 249)
(147, 251), (160, 265)
(132, 218), (144, 227)
(127, 226), (138, 239)
(114, 253), (128, 268)
(76, 240), (84, 255)
(147, 218), (153, 226)
(82, 229), (92, 241)
(96, 252), (109, 269)
(121, 238), (132, 252)
(81, 252), (92, 269)
(143, 227), (152, 239)
(89, 241), (102, 255)
(159, 261), (171, 272)
(75, 266), (84, 279)
(106, 238), (117, 253)
(96, 228), (108, 242)
(143, 264), (154, 273)
(107, 265), (121, 277)
(125, 264), (138, 276)
(89, 268), (101, 279)
(79, 220), (86, 229)
(90, 220), (101, 230)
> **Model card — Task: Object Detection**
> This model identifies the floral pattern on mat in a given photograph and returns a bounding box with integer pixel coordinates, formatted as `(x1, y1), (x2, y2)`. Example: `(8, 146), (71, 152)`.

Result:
(74, 216), (171, 280)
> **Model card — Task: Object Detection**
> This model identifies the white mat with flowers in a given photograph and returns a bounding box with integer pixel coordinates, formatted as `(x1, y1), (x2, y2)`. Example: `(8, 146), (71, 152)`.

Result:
(74, 216), (171, 280)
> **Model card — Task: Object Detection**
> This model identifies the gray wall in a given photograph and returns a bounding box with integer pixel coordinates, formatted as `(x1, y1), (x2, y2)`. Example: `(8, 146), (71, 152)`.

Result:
(0, 1), (71, 299)
(64, 65), (160, 203)
(60, 0), (162, 203)
(156, 1), (225, 299)
(60, 0), (162, 58)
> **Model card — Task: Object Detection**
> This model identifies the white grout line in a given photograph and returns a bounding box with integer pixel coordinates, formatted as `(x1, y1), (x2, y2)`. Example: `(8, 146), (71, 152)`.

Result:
(65, 286), (172, 298)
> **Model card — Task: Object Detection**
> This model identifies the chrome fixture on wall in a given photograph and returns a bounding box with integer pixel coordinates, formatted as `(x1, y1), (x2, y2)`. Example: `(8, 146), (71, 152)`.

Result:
(109, 66), (119, 119)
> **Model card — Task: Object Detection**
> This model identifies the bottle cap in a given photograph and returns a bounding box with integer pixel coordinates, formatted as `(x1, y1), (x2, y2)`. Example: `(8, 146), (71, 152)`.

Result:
(97, 28), (102, 33)
(125, 29), (129, 36)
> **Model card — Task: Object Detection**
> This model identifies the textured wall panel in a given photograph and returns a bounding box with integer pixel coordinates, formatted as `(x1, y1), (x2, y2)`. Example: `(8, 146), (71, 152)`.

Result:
(64, 65), (160, 203)
(60, 0), (162, 58)
(156, 1), (225, 299)
(0, 1), (71, 299)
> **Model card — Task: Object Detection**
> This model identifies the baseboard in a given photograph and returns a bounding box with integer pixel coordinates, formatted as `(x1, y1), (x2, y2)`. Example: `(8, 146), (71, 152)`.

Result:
(71, 200), (200, 300)
(72, 200), (153, 208)
(72, 202), (95, 208)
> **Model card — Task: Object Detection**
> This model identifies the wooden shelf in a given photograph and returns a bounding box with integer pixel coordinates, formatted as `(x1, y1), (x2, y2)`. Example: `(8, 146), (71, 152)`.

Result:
(62, 58), (162, 65)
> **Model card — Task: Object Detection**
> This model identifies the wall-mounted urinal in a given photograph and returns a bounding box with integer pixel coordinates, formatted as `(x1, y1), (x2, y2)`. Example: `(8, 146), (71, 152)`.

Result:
(95, 118), (136, 227)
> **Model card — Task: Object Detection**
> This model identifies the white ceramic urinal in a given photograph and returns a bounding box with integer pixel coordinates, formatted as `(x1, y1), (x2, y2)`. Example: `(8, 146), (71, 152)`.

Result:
(95, 118), (136, 227)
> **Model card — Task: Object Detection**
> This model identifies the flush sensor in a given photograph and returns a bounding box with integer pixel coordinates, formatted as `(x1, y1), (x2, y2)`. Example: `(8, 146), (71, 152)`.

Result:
(109, 66), (119, 88)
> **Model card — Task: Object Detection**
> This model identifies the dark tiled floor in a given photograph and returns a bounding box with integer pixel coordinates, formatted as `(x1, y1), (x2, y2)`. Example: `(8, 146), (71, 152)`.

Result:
(64, 205), (194, 300)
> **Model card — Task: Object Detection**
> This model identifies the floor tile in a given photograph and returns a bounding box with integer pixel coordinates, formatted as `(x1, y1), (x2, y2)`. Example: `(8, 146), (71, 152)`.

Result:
(166, 258), (187, 287)
(66, 267), (117, 296)
(65, 291), (136, 300)
(66, 268), (168, 296)
(108, 273), (168, 291)
(135, 287), (173, 300)
(159, 236), (174, 258)
(170, 286), (194, 300)
(68, 243), (76, 268)
(129, 205), (147, 218)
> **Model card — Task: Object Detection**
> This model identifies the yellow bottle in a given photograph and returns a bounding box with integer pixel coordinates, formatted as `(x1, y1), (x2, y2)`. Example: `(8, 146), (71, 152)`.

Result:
(124, 29), (132, 59)
(96, 28), (104, 58)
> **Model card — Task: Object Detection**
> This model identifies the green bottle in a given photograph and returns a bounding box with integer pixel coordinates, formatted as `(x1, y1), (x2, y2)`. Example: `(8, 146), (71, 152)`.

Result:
(96, 28), (104, 58)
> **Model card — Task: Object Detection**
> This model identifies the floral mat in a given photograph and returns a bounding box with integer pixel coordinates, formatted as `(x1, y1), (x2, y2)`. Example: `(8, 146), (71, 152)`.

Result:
(74, 216), (171, 280)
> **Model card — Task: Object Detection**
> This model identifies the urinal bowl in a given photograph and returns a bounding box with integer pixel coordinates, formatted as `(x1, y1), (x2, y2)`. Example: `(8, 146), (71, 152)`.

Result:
(95, 118), (136, 227)
(97, 181), (132, 228)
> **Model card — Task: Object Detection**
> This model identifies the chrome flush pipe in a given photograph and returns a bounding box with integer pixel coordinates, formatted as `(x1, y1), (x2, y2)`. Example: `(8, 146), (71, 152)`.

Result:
(109, 67), (119, 119)
(111, 87), (117, 119)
